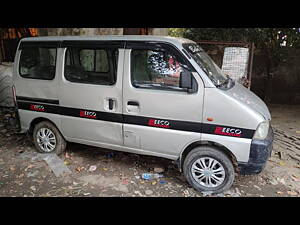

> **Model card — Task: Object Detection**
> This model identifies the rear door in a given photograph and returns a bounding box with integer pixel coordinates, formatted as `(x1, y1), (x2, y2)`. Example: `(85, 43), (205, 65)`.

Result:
(14, 41), (61, 131)
(122, 41), (205, 159)
(59, 41), (125, 146)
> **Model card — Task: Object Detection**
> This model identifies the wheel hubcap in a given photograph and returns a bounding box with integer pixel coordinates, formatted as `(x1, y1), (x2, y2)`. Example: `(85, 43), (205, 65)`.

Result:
(36, 128), (56, 152)
(191, 157), (225, 188)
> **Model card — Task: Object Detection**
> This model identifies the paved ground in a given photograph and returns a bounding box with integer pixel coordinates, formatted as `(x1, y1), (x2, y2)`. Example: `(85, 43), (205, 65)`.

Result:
(0, 104), (300, 197)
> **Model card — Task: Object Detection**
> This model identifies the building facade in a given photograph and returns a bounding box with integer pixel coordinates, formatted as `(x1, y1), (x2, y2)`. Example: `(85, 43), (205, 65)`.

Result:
(0, 28), (169, 62)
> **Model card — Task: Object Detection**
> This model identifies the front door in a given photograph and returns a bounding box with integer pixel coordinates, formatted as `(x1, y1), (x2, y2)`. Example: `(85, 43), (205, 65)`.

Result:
(122, 42), (204, 159)
(59, 41), (125, 146)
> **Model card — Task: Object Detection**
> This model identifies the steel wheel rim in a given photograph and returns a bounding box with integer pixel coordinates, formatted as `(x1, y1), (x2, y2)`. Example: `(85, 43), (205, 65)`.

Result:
(36, 128), (56, 152)
(191, 157), (225, 188)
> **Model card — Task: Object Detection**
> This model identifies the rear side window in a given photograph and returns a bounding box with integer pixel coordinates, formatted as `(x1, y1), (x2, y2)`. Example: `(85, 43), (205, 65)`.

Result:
(19, 46), (56, 80)
(80, 49), (109, 72)
(64, 47), (118, 85)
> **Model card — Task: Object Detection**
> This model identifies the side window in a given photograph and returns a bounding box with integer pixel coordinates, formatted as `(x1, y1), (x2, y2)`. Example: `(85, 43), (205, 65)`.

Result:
(80, 49), (95, 71)
(96, 50), (109, 72)
(19, 46), (56, 80)
(79, 49), (109, 73)
(64, 47), (118, 85)
(131, 49), (190, 91)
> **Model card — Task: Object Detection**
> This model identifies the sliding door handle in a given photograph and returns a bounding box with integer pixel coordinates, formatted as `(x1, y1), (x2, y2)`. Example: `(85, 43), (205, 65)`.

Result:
(127, 101), (139, 106)
(126, 101), (140, 114)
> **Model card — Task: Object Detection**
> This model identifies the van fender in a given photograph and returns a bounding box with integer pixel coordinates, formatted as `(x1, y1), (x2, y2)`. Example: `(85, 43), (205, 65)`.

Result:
(177, 140), (238, 172)
(28, 117), (63, 137)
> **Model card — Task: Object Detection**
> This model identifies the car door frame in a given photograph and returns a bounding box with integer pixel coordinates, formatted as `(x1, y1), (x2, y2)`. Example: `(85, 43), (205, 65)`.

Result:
(121, 40), (205, 160)
(58, 40), (126, 148)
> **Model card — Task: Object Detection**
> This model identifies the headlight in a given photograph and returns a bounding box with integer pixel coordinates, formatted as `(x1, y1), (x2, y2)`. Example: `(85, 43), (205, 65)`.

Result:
(253, 120), (270, 140)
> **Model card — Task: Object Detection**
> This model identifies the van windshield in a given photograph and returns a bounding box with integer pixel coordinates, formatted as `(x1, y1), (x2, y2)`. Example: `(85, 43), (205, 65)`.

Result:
(183, 43), (230, 88)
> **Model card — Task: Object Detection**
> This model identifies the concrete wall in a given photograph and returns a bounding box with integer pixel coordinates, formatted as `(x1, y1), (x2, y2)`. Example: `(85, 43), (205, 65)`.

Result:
(203, 45), (300, 105)
(38, 28), (124, 36)
(37, 28), (168, 36)
(151, 28), (168, 36)
(251, 48), (300, 105)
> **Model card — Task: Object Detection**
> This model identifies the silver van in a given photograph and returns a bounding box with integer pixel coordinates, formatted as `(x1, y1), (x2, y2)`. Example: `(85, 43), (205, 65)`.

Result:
(12, 35), (274, 194)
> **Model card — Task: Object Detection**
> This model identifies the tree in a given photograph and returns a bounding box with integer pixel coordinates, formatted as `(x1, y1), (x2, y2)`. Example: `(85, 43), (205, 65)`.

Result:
(168, 28), (185, 37)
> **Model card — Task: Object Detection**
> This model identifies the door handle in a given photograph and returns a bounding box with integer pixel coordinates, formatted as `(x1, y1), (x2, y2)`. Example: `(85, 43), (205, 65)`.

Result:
(126, 101), (140, 114)
(105, 98), (116, 111)
(127, 101), (139, 106)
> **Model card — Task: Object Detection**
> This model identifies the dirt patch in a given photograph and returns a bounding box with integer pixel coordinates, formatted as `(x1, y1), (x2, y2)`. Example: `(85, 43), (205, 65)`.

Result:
(1, 105), (300, 197)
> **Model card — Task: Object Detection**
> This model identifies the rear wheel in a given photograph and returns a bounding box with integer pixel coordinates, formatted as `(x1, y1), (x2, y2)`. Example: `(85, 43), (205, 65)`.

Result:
(183, 146), (235, 194)
(33, 121), (66, 155)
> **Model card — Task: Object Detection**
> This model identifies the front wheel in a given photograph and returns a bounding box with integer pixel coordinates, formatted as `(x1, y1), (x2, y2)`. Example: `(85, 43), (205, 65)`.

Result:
(33, 121), (66, 155)
(183, 146), (235, 194)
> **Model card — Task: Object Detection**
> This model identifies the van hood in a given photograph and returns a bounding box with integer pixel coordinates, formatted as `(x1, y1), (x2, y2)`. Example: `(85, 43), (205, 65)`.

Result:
(225, 82), (271, 121)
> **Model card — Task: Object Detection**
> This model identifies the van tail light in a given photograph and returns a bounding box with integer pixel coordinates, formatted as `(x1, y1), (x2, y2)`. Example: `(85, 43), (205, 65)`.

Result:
(12, 85), (17, 106)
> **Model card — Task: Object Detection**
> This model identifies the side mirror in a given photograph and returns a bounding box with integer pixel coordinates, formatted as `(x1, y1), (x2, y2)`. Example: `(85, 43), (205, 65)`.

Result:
(179, 69), (192, 90)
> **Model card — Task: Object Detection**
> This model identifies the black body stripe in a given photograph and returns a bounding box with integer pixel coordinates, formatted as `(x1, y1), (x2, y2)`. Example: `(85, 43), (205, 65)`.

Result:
(17, 100), (255, 139)
(123, 115), (202, 133)
(201, 123), (255, 139)
(17, 101), (123, 123)
(16, 96), (59, 105)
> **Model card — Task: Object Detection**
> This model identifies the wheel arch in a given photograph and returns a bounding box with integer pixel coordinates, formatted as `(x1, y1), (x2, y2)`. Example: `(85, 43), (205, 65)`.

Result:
(177, 140), (238, 172)
(28, 117), (61, 136)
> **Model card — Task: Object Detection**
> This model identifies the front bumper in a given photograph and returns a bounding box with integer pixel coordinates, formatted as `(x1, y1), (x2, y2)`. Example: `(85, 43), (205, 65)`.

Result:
(238, 126), (274, 175)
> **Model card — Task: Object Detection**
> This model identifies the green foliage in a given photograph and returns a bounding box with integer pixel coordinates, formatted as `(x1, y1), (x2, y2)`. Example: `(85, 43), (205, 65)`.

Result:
(172, 28), (300, 102)
(176, 28), (300, 68)
(168, 28), (185, 37)
(182, 28), (249, 42)
(179, 28), (300, 47)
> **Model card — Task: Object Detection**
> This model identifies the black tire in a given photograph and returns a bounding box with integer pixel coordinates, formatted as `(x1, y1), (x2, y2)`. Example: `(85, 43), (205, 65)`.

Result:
(183, 146), (235, 194)
(32, 121), (66, 155)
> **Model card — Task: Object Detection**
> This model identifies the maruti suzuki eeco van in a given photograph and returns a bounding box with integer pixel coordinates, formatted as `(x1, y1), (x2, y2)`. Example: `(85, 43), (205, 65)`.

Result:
(13, 36), (273, 193)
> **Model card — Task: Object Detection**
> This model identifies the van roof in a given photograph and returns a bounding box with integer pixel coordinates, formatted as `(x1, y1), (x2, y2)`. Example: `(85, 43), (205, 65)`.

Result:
(20, 35), (195, 45)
